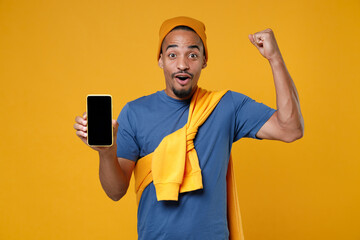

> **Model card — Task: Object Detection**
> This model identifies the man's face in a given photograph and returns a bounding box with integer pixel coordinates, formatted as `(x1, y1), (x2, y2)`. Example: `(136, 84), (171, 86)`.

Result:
(159, 29), (207, 100)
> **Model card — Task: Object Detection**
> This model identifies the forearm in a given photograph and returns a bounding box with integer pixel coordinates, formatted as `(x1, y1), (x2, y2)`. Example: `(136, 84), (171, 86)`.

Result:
(98, 150), (129, 201)
(269, 56), (304, 140)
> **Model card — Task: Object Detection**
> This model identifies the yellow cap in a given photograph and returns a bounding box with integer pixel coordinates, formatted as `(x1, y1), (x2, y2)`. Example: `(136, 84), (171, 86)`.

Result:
(157, 16), (208, 61)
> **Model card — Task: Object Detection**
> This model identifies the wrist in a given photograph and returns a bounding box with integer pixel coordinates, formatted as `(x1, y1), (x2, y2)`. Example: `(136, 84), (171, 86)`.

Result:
(98, 146), (117, 160)
(268, 54), (284, 66)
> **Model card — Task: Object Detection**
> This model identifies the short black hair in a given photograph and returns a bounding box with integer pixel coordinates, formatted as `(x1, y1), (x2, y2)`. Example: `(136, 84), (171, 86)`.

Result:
(160, 25), (205, 56)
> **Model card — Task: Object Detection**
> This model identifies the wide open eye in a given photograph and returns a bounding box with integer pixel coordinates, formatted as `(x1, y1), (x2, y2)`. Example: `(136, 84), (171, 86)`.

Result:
(168, 53), (176, 58)
(189, 53), (198, 59)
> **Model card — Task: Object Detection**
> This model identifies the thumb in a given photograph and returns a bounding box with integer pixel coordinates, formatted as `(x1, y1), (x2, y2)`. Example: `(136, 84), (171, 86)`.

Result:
(113, 120), (119, 136)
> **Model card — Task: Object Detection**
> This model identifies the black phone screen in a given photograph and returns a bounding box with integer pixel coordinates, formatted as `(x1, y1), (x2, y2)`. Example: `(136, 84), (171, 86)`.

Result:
(87, 95), (113, 146)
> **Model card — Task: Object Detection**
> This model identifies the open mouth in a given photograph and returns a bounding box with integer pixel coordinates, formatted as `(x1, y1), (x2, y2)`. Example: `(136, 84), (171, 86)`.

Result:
(174, 73), (192, 86)
(176, 76), (190, 81)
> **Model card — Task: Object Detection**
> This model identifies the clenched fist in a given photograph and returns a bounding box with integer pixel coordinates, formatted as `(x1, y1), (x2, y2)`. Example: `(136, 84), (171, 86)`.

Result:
(248, 29), (282, 61)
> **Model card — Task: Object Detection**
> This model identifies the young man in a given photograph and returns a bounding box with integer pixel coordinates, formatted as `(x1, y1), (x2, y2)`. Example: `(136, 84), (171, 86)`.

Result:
(74, 16), (303, 240)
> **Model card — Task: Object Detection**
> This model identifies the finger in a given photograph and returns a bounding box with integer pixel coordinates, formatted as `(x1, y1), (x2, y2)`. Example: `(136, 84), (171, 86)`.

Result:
(113, 120), (119, 137)
(248, 34), (255, 45)
(73, 123), (87, 132)
(83, 112), (87, 120)
(249, 33), (261, 50)
(113, 120), (119, 129)
(75, 115), (87, 125)
(76, 130), (87, 138)
(254, 33), (264, 47)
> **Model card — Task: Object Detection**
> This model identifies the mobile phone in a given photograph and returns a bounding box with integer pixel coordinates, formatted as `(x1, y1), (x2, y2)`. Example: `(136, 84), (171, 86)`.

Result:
(86, 94), (113, 147)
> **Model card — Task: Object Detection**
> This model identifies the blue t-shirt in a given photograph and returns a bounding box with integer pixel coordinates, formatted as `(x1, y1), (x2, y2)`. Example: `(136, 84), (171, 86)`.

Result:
(117, 90), (276, 240)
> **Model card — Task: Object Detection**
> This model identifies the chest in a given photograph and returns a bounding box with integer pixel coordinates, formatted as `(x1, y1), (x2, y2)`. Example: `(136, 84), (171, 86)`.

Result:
(134, 98), (235, 159)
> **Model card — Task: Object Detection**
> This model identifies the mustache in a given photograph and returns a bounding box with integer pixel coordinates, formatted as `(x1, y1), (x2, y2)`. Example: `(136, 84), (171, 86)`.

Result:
(171, 71), (194, 79)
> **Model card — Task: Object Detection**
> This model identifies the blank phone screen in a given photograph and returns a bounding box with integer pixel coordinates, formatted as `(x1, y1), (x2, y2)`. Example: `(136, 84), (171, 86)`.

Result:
(87, 95), (112, 146)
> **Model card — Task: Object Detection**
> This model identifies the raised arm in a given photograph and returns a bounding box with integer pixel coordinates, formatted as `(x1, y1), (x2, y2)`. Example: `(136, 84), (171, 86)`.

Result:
(248, 29), (304, 142)
(74, 113), (135, 201)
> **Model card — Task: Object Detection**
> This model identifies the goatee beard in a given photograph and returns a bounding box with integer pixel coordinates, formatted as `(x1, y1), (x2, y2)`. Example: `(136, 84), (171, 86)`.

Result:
(172, 86), (193, 99)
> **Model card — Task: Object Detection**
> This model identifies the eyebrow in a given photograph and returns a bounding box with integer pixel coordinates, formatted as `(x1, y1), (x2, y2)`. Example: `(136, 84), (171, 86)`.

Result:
(188, 45), (200, 51)
(166, 44), (178, 51)
(165, 44), (201, 51)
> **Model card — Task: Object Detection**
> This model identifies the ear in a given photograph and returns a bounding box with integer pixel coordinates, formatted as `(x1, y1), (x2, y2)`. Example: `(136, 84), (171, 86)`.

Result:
(158, 54), (164, 69)
(202, 56), (207, 69)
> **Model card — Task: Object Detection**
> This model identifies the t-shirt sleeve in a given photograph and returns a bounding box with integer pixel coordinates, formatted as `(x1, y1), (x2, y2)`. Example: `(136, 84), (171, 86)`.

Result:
(231, 91), (276, 141)
(116, 103), (140, 162)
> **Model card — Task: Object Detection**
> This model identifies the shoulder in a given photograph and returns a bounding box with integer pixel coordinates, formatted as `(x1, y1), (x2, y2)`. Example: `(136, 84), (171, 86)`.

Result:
(118, 91), (161, 121)
(218, 90), (274, 118)
(121, 91), (163, 115)
(226, 90), (251, 103)
(217, 90), (251, 108)
(127, 91), (160, 107)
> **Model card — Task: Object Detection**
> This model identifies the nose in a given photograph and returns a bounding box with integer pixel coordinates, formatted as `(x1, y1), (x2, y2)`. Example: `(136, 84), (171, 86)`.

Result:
(177, 56), (189, 71)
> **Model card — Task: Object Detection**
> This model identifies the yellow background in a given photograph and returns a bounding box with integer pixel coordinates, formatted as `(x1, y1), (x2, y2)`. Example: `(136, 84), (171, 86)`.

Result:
(1, 0), (359, 239)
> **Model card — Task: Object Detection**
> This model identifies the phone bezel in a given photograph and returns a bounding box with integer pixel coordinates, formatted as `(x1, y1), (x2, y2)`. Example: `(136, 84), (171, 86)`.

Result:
(86, 94), (113, 147)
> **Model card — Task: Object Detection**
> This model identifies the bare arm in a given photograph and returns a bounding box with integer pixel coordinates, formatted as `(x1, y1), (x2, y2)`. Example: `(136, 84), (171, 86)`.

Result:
(99, 152), (135, 201)
(248, 29), (304, 142)
(74, 113), (135, 201)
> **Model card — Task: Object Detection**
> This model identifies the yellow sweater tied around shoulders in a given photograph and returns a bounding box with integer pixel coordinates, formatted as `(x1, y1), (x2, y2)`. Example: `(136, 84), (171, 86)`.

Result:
(134, 87), (244, 240)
